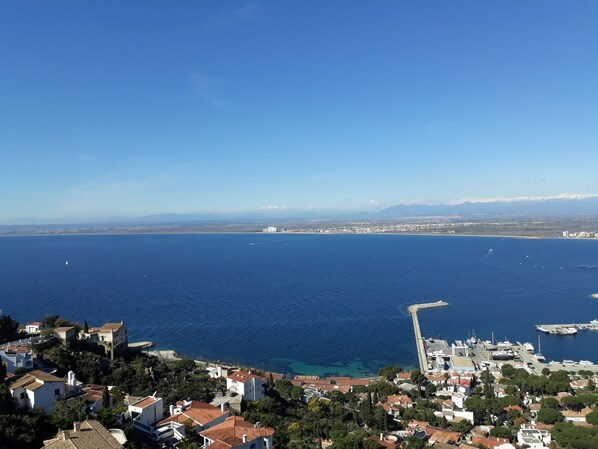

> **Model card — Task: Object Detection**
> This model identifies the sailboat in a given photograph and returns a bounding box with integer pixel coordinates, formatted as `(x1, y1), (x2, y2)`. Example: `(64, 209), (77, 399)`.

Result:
(534, 334), (545, 362)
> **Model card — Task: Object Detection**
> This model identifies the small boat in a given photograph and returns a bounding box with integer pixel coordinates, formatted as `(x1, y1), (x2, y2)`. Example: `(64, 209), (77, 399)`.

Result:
(522, 342), (534, 352)
(536, 325), (549, 333)
(562, 360), (576, 364)
(556, 327), (577, 335)
(65, 260), (69, 266)
(534, 335), (546, 362)
(579, 360), (593, 366)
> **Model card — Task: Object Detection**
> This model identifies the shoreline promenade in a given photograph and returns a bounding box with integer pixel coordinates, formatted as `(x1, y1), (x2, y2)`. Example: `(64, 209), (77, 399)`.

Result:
(408, 301), (449, 372)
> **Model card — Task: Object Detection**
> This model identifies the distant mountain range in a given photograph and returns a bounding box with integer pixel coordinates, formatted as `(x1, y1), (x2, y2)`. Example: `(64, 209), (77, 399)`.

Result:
(377, 196), (598, 218)
(2, 196), (597, 227)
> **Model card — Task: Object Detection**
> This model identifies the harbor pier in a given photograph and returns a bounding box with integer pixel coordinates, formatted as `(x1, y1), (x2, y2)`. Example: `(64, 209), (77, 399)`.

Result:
(408, 301), (449, 372)
(536, 321), (598, 335)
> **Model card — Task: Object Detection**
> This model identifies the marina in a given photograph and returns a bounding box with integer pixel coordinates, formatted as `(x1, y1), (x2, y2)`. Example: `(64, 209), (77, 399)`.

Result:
(408, 302), (598, 374)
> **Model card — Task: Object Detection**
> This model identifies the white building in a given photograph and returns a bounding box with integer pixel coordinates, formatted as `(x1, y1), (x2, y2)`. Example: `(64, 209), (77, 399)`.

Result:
(25, 321), (44, 335)
(517, 428), (551, 449)
(0, 344), (34, 373)
(200, 416), (274, 449)
(127, 395), (164, 434)
(226, 371), (265, 401)
(9, 370), (65, 411)
(81, 322), (128, 359)
(262, 226), (278, 233)
(562, 408), (592, 423)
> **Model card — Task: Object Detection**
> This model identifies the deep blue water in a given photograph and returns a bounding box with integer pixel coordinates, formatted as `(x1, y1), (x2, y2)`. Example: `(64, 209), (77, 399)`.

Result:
(1, 234), (597, 376)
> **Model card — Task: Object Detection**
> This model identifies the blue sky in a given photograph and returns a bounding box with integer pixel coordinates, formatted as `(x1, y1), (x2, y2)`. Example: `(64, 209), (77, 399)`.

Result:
(1, 1), (597, 220)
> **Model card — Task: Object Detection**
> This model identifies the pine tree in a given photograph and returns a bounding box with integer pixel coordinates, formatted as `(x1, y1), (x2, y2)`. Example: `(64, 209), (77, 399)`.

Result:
(83, 320), (89, 333)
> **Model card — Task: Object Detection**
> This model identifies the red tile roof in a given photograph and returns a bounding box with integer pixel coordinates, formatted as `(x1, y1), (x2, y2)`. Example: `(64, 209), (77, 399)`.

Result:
(158, 401), (227, 427)
(200, 416), (274, 447)
(132, 396), (159, 408)
(227, 371), (263, 383)
(472, 435), (509, 449)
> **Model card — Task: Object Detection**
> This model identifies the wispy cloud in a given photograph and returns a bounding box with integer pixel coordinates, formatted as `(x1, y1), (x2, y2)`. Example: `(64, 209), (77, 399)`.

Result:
(203, 2), (269, 29)
(259, 205), (288, 211)
(53, 174), (172, 217)
(191, 73), (233, 111)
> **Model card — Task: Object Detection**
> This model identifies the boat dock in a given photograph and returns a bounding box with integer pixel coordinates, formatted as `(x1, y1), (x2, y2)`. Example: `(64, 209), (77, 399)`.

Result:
(408, 301), (449, 372)
(536, 321), (598, 335)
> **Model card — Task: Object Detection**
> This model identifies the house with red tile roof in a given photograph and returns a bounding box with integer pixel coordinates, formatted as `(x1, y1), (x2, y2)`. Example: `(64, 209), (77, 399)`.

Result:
(386, 394), (413, 408)
(200, 416), (274, 449)
(158, 400), (229, 432)
(226, 371), (265, 401)
(472, 435), (511, 449)
(425, 426), (461, 445)
(562, 407), (592, 423)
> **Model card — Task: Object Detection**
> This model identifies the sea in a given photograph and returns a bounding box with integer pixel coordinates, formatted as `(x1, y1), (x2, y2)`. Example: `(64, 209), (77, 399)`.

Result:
(1, 233), (597, 377)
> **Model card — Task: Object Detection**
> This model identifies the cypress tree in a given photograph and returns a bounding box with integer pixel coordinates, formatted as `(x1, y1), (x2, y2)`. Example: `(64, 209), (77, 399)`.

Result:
(102, 385), (110, 409)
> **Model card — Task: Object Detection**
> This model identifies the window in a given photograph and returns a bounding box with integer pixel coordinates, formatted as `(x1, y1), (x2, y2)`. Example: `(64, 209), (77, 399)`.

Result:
(20, 392), (25, 399)
(54, 388), (60, 396)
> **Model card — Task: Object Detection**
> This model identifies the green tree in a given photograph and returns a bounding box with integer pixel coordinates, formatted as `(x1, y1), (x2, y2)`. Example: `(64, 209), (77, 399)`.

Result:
(561, 395), (585, 411)
(540, 397), (560, 409)
(378, 365), (402, 381)
(490, 426), (512, 440)
(83, 320), (89, 333)
(537, 407), (564, 424)
(586, 409), (598, 425)
(501, 364), (515, 378)
(51, 398), (88, 430)
(0, 314), (19, 343)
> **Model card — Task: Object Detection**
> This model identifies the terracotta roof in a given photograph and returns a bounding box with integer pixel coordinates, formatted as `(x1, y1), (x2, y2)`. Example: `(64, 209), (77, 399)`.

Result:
(562, 408), (592, 418)
(425, 426), (461, 444)
(503, 405), (522, 412)
(200, 416), (274, 447)
(99, 323), (124, 333)
(158, 401), (227, 427)
(131, 396), (159, 408)
(42, 420), (122, 449)
(327, 377), (372, 386)
(386, 394), (412, 406)
(472, 435), (510, 449)
(227, 371), (264, 383)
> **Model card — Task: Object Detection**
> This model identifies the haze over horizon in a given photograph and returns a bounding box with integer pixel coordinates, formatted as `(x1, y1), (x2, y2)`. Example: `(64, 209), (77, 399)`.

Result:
(1, 1), (597, 221)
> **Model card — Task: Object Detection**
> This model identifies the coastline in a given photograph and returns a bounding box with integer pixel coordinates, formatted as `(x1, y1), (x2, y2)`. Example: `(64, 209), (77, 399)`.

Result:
(0, 230), (562, 240)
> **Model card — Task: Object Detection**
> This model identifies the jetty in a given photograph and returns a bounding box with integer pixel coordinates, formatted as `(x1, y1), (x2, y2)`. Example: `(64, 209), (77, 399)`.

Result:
(536, 321), (598, 335)
(408, 301), (449, 372)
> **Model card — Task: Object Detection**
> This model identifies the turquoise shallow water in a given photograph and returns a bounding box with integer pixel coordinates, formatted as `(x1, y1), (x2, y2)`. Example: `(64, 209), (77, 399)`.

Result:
(1, 234), (597, 376)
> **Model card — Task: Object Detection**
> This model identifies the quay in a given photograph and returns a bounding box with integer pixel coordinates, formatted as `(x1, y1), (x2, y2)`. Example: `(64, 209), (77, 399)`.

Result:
(408, 301), (449, 372)
(536, 320), (598, 335)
